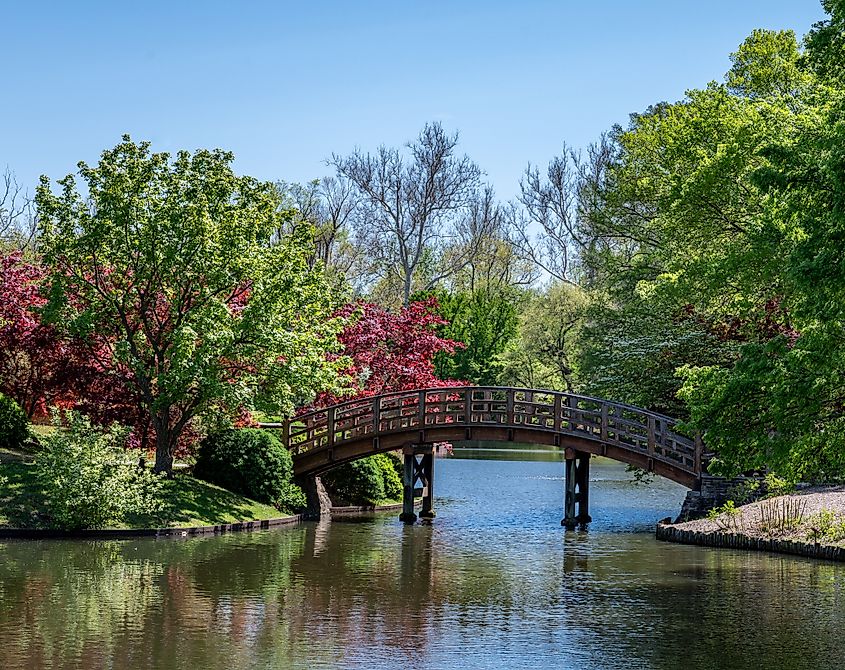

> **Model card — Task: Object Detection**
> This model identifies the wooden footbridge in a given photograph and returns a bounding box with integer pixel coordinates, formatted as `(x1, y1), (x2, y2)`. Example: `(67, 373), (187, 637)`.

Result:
(269, 386), (705, 529)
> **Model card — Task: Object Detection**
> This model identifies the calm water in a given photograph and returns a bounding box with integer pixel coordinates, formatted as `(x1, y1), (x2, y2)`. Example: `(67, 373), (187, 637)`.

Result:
(1, 451), (844, 670)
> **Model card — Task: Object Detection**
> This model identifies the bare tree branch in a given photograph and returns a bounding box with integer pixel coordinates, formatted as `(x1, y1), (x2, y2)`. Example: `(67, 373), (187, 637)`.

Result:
(331, 122), (482, 304)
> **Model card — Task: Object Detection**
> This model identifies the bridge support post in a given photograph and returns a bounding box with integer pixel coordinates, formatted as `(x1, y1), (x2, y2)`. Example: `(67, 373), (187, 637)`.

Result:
(298, 475), (332, 520)
(562, 448), (591, 530)
(400, 444), (435, 524)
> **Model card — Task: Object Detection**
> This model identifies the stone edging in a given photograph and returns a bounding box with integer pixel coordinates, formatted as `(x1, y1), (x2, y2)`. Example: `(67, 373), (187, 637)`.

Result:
(656, 519), (845, 562)
(330, 502), (405, 515)
(0, 501), (411, 540)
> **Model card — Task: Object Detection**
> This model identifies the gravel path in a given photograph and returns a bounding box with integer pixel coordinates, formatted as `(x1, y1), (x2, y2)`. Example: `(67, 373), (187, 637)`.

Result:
(674, 485), (845, 545)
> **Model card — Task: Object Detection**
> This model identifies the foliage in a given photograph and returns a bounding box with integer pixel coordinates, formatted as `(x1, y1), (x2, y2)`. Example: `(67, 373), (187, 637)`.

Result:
(499, 282), (588, 392)
(625, 465), (655, 487)
(375, 453), (403, 501)
(707, 500), (742, 531)
(574, 6), (845, 481)
(427, 287), (519, 385)
(0, 459), (284, 530)
(0, 251), (94, 419)
(322, 453), (403, 505)
(34, 414), (164, 530)
(37, 136), (347, 472)
(193, 428), (305, 511)
(763, 473), (794, 499)
(311, 296), (463, 407)
(0, 393), (29, 451)
(727, 479), (761, 506)
(806, 508), (845, 544)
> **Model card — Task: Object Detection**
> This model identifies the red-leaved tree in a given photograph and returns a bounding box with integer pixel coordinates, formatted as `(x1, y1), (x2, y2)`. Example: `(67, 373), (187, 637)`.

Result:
(310, 296), (465, 409)
(0, 250), (200, 456)
(0, 251), (94, 418)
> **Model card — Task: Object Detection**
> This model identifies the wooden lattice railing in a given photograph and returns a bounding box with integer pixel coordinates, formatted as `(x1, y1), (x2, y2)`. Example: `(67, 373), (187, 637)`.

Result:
(270, 387), (703, 479)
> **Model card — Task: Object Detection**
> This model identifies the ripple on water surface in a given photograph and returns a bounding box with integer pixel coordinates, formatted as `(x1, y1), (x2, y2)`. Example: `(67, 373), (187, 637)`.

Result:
(0, 455), (843, 670)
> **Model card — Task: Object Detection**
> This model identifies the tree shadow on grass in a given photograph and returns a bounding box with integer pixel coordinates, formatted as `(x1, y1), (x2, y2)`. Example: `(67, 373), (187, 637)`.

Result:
(0, 460), (50, 529)
(124, 473), (281, 529)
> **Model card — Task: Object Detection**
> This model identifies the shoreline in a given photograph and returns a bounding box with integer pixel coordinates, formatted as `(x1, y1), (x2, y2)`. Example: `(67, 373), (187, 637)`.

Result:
(657, 485), (845, 563)
(656, 518), (845, 562)
(0, 501), (410, 540)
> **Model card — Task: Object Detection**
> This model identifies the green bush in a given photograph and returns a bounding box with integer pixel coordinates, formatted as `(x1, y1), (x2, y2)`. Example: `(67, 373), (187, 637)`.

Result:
(0, 393), (29, 451)
(194, 428), (305, 512)
(35, 414), (164, 530)
(375, 453), (403, 501)
(323, 453), (403, 505)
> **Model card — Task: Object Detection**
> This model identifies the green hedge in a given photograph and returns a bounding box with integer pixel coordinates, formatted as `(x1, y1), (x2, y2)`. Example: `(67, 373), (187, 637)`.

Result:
(194, 428), (306, 512)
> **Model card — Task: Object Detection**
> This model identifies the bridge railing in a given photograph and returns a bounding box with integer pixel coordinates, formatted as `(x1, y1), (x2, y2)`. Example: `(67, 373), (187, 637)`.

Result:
(282, 387), (701, 476)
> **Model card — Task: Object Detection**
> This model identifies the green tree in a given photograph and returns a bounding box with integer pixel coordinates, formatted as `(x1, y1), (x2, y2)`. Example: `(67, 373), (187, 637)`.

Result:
(678, 4), (845, 480)
(576, 10), (845, 480)
(499, 282), (587, 392)
(37, 137), (347, 474)
(429, 287), (519, 385)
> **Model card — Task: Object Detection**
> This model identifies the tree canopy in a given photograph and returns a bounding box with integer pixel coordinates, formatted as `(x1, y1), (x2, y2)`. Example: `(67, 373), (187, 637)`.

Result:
(36, 137), (347, 472)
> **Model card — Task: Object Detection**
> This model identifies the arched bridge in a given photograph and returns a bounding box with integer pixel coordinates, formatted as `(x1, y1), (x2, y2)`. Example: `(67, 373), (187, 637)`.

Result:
(272, 386), (705, 528)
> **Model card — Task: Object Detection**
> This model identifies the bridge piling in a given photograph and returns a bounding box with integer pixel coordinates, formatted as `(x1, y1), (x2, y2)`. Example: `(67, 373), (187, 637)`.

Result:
(562, 449), (591, 530)
(400, 444), (435, 524)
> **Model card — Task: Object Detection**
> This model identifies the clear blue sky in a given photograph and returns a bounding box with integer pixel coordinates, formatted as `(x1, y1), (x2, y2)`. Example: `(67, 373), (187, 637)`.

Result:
(2, 1), (828, 200)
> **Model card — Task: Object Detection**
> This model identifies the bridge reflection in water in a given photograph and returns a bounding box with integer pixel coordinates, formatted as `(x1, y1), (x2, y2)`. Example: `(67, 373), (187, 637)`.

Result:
(268, 387), (704, 529)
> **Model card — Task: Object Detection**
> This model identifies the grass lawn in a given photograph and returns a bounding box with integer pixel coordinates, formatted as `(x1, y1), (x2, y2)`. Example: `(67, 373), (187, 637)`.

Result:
(0, 448), (287, 530)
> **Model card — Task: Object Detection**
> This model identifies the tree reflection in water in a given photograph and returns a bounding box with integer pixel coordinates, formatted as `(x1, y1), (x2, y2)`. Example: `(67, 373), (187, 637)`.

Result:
(0, 457), (842, 670)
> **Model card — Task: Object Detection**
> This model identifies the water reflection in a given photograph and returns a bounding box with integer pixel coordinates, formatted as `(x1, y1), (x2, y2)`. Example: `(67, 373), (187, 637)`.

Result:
(0, 456), (843, 670)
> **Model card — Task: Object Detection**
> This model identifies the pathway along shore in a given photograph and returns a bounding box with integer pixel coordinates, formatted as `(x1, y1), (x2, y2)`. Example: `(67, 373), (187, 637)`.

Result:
(658, 486), (845, 562)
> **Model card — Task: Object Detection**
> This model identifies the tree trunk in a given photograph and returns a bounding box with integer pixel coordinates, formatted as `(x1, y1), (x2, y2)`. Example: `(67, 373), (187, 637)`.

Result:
(152, 414), (174, 476)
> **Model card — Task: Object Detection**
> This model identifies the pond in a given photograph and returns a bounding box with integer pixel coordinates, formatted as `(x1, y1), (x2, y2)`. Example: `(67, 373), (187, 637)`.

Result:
(1, 450), (843, 669)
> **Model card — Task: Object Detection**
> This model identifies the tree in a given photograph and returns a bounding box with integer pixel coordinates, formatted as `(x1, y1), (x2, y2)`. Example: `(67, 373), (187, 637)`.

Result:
(37, 136), (347, 473)
(499, 282), (588, 393)
(428, 287), (519, 386)
(509, 139), (613, 284)
(570, 14), (845, 480)
(0, 250), (92, 418)
(331, 122), (483, 304)
(0, 169), (36, 249)
(678, 6), (845, 480)
(311, 296), (463, 407)
(276, 176), (360, 272)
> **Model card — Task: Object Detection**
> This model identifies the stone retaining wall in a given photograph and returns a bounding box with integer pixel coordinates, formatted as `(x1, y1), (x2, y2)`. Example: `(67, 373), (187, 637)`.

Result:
(677, 475), (765, 522)
(656, 520), (845, 562)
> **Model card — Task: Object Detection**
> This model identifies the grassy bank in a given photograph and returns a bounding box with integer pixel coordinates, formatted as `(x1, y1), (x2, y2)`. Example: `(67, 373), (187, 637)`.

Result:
(0, 448), (286, 530)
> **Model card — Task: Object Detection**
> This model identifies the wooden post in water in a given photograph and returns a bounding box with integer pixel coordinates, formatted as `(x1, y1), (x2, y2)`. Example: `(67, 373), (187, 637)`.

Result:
(562, 448), (591, 530)
(400, 445), (417, 524)
(399, 443), (436, 524)
(419, 449), (435, 520)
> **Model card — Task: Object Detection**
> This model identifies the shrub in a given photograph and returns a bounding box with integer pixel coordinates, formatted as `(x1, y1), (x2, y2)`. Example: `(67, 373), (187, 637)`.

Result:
(763, 473), (794, 498)
(806, 509), (845, 544)
(758, 496), (807, 537)
(0, 393), (29, 451)
(35, 414), (164, 530)
(194, 428), (304, 511)
(707, 500), (743, 531)
(323, 453), (403, 505)
(374, 453), (403, 501)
